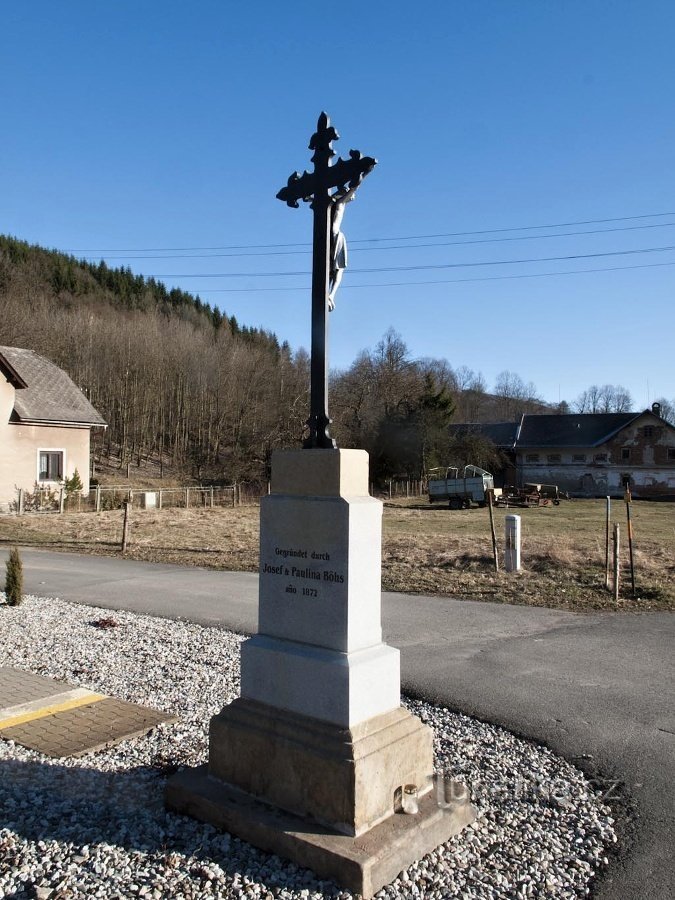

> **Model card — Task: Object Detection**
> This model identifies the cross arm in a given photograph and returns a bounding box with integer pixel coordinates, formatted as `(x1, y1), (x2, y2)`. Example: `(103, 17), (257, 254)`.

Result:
(276, 151), (377, 208)
(328, 151), (377, 200)
(276, 170), (316, 208)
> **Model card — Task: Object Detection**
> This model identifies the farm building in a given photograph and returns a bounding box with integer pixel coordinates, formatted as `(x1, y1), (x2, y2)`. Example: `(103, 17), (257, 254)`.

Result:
(0, 346), (106, 511)
(451, 406), (675, 499)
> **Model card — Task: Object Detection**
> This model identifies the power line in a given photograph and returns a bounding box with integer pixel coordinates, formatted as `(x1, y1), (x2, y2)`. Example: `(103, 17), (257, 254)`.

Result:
(72, 220), (675, 261)
(183, 259), (675, 293)
(161, 244), (675, 279)
(61, 210), (675, 254)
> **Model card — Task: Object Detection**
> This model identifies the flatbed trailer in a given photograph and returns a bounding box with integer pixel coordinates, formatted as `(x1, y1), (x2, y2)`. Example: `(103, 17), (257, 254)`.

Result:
(428, 465), (502, 509)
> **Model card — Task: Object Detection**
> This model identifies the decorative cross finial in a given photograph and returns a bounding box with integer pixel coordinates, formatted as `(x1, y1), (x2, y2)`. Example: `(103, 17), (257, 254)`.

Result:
(276, 113), (376, 449)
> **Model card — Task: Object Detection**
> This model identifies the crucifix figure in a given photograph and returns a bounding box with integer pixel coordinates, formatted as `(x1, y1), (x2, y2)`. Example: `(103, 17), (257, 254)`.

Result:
(277, 113), (376, 449)
(328, 192), (353, 311)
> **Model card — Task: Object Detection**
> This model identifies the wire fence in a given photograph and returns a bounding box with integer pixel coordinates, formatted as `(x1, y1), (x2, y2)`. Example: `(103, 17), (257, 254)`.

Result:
(380, 479), (427, 500)
(10, 482), (266, 515)
(8, 478), (429, 515)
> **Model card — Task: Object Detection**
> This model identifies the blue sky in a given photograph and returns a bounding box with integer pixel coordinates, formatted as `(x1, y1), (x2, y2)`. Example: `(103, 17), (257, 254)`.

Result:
(1, 1), (673, 408)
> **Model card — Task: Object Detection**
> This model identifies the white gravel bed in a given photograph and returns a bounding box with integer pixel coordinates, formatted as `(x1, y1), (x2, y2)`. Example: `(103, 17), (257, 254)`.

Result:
(0, 595), (616, 899)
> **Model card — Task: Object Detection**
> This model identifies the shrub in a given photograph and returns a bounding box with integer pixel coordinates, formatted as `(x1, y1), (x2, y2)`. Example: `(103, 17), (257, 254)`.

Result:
(5, 547), (23, 606)
(65, 468), (84, 496)
(9, 482), (59, 513)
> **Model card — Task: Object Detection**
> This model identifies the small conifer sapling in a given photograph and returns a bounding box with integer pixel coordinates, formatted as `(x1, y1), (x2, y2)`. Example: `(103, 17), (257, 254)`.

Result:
(5, 547), (23, 606)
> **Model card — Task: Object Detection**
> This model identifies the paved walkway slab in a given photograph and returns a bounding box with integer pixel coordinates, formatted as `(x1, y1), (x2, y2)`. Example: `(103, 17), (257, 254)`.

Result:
(0, 667), (176, 758)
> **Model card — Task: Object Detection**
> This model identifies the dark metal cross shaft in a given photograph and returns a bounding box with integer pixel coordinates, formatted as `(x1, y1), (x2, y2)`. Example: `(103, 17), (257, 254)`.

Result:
(277, 113), (376, 449)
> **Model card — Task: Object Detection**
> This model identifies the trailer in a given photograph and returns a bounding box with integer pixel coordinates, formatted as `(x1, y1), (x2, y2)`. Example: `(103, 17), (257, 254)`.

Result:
(428, 465), (501, 510)
(494, 483), (564, 508)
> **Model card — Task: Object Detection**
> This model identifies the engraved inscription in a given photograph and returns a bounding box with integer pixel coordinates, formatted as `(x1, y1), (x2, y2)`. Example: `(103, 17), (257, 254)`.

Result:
(261, 545), (345, 600)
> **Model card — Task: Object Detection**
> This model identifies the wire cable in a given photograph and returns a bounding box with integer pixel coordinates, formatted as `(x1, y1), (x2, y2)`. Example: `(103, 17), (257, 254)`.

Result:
(179, 259), (675, 293)
(61, 210), (675, 254)
(160, 244), (675, 279)
(72, 220), (675, 261)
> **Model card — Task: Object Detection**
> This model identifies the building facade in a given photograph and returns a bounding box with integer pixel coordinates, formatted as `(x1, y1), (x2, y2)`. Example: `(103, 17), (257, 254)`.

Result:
(0, 347), (106, 511)
(451, 407), (675, 499)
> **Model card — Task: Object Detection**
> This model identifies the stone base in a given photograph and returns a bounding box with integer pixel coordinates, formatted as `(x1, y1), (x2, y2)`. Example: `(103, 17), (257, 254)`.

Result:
(240, 635), (401, 727)
(208, 698), (434, 836)
(166, 764), (476, 899)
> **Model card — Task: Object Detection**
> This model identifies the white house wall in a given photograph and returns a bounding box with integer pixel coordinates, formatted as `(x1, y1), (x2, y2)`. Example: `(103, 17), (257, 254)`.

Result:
(0, 418), (91, 511)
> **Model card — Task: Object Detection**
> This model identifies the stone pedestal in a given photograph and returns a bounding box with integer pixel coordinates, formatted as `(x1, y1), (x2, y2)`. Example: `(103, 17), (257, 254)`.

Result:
(166, 449), (475, 897)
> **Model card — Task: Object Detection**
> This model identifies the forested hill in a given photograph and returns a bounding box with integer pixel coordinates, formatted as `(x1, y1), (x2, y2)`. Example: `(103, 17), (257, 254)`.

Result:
(0, 234), (309, 482)
(0, 234), (265, 340)
(0, 234), (556, 485)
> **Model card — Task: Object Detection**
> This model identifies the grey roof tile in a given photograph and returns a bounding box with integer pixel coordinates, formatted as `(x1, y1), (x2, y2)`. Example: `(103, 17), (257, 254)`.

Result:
(516, 413), (638, 447)
(0, 346), (106, 426)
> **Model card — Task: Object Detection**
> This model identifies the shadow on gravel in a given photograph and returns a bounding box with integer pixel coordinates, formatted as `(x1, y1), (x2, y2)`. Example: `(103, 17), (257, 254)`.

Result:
(0, 757), (339, 897)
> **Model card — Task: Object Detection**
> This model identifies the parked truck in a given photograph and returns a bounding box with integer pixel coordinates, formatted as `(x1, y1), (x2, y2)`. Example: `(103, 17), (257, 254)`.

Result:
(428, 465), (501, 509)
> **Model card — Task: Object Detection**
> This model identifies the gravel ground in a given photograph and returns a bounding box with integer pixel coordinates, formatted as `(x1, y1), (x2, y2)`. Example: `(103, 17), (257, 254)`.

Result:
(0, 596), (616, 899)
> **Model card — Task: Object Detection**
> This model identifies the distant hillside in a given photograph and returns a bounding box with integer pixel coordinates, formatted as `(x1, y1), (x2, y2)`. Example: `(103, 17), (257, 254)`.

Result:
(0, 234), (309, 482)
(0, 234), (268, 341)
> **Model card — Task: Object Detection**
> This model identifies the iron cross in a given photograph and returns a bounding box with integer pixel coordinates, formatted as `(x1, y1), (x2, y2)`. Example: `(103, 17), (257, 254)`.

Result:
(277, 112), (376, 449)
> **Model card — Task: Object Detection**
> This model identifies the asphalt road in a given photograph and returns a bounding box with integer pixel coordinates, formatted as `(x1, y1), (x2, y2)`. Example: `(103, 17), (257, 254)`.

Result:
(4, 548), (674, 900)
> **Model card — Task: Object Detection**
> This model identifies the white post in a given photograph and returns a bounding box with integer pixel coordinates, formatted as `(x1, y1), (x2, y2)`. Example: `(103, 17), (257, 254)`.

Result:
(504, 514), (521, 572)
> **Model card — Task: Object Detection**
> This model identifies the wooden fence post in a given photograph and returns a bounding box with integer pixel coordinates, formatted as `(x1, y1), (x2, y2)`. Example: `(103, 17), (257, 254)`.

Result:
(96, 486), (101, 513)
(488, 490), (499, 572)
(185, 487), (190, 509)
(604, 496), (611, 590)
(17, 488), (24, 517)
(613, 523), (620, 602)
(158, 489), (163, 510)
(625, 487), (636, 597)
(210, 486), (214, 508)
(121, 501), (131, 554)
(59, 488), (65, 514)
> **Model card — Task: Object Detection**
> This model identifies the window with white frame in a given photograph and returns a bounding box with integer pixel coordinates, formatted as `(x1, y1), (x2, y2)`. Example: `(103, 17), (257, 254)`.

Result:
(38, 450), (64, 482)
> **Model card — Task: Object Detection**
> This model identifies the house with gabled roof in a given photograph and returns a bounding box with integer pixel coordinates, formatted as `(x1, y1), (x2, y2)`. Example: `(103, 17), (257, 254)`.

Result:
(450, 405), (675, 498)
(0, 346), (106, 511)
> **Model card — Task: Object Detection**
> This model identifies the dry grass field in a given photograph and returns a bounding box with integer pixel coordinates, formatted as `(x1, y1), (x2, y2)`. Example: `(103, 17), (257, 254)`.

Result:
(1, 498), (673, 612)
